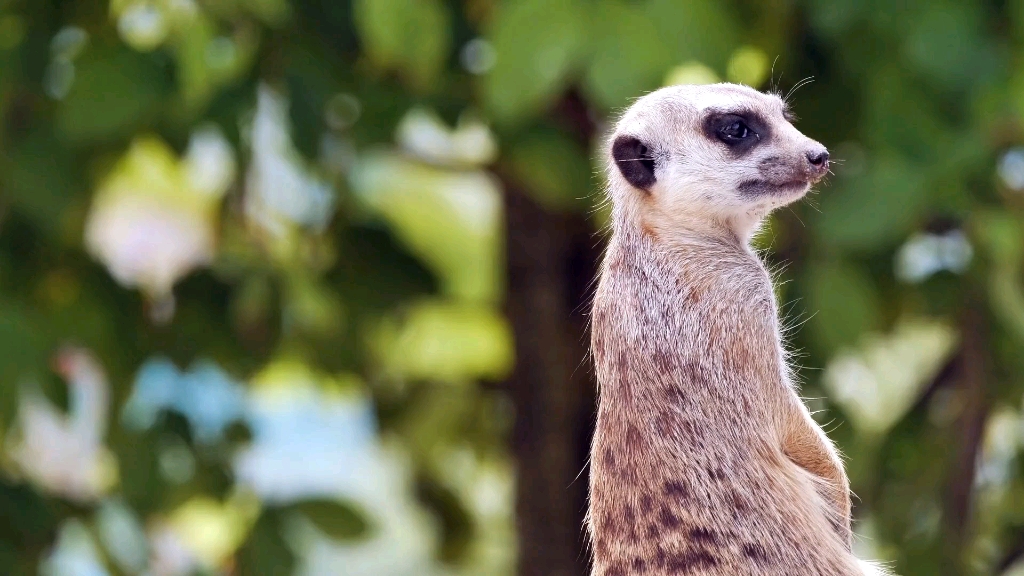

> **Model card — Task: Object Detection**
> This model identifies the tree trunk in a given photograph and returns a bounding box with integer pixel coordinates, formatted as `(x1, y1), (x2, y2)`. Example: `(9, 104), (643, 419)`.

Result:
(503, 175), (600, 576)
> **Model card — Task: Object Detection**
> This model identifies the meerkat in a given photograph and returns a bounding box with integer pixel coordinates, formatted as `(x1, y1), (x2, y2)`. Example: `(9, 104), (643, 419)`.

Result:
(588, 83), (888, 576)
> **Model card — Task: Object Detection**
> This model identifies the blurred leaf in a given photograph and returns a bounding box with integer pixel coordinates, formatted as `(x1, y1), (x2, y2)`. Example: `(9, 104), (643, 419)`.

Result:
(726, 46), (770, 88)
(902, 2), (994, 90)
(330, 223), (437, 313)
(394, 384), (479, 457)
(822, 317), (958, 436)
(805, 261), (881, 352)
(862, 66), (951, 162)
(174, 14), (259, 116)
(292, 499), (370, 540)
(350, 152), (503, 303)
(645, 0), (738, 70)
(114, 427), (167, 516)
(415, 474), (473, 563)
(664, 61), (720, 86)
(583, 0), (668, 110)
(282, 272), (345, 337)
(507, 129), (591, 212)
(372, 300), (514, 382)
(242, 0), (292, 26)
(195, 0), (291, 25)
(0, 542), (33, 576)
(0, 480), (59, 551)
(56, 46), (171, 143)
(805, 0), (864, 36)
(483, 0), (587, 125)
(816, 155), (929, 251)
(166, 495), (257, 568)
(973, 211), (1023, 265)
(353, 0), (451, 91)
(236, 511), (295, 576)
(0, 300), (48, 406)
(974, 212), (1024, 343)
(1, 129), (76, 239)
(395, 107), (499, 167)
(0, 15), (27, 52)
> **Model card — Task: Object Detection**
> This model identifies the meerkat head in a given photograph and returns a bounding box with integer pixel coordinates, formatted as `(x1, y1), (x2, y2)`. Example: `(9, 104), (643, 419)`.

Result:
(607, 83), (829, 240)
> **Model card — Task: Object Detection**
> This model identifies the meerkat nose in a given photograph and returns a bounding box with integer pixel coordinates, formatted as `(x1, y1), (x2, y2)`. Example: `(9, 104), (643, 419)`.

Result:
(806, 148), (829, 171)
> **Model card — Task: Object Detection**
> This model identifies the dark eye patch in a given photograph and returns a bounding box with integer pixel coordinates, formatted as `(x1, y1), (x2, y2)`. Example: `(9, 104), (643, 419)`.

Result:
(701, 109), (771, 156)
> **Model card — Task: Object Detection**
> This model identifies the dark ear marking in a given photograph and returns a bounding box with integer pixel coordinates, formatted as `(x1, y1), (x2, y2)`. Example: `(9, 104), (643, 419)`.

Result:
(612, 135), (656, 191)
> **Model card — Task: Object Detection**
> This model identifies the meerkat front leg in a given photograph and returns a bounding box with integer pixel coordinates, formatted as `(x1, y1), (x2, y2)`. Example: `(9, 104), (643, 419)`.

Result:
(780, 391), (853, 549)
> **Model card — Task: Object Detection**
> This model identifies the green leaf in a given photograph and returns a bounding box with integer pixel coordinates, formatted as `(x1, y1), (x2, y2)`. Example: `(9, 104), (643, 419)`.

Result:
(2, 129), (76, 239)
(645, 0), (738, 70)
(902, 2), (994, 90)
(821, 318), (957, 436)
(174, 14), (218, 116)
(293, 499), (371, 540)
(583, 0), (669, 110)
(973, 211), (1023, 265)
(0, 479), (59, 552)
(415, 474), (473, 563)
(350, 152), (504, 303)
(974, 213), (1024, 343)
(0, 300), (48, 401)
(236, 511), (296, 576)
(862, 66), (951, 162)
(482, 0), (588, 125)
(353, 0), (451, 92)
(804, 0), (865, 36)
(372, 299), (514, 382)
(56, 46), (171, 143)
(507, 129), (592, 213)
(805, 261), (881, 353)
(815, 155), (929, 251)
(242, 0), (291, 26)
(282, 272), (345, 337)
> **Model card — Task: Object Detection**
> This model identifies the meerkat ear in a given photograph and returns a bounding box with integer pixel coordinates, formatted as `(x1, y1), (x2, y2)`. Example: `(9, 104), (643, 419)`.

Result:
(612, 135), (656, 190)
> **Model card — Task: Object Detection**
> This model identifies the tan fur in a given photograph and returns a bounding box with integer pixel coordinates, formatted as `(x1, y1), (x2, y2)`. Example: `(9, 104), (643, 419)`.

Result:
(588, 84), (885, 575)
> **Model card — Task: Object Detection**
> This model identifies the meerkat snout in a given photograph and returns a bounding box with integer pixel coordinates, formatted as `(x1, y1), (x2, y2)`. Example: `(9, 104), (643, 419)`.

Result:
(807, 147), (829, 170)
(607, 82), (830, 239)
(801, 143), (830, 181)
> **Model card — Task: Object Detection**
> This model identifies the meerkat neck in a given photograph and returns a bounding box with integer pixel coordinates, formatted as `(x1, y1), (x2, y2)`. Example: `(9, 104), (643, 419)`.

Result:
(611, 194), (768, 249)
(595, 218), (786, 415)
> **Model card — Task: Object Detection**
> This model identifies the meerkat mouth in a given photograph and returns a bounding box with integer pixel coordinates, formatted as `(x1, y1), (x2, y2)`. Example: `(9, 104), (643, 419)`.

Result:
(737, 179), (810, 196)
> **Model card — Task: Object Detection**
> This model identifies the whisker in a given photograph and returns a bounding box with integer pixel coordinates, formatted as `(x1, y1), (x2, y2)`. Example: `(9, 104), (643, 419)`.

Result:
(785, 205), (805, 228)
(784, 76), (815, 103)
(769, 55), (781, 95)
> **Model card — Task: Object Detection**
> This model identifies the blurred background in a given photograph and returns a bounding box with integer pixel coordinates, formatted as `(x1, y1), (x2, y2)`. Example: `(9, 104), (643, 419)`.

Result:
(1, 0), (1023, 575)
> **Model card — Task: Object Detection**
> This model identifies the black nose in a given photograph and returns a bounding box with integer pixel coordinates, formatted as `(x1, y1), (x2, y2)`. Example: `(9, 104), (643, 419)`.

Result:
(807, 149), (829, 167)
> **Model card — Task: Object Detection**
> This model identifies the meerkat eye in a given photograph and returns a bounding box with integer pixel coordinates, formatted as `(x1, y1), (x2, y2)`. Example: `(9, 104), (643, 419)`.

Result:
(702, 112), (768, 155)
(719, 119), (753, 141)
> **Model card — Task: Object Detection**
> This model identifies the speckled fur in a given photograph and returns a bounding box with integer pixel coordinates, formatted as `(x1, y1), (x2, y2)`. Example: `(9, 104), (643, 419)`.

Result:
(588, 84), (887, 576)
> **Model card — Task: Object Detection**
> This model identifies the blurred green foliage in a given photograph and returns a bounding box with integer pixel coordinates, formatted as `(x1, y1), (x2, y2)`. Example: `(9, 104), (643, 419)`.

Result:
(2, 0), (1024, 575)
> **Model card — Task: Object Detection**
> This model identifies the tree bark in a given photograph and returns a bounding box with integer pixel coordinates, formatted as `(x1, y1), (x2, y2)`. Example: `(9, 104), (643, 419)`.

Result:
(943, 297), (989, 573)
(502, 173), (600, 576)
